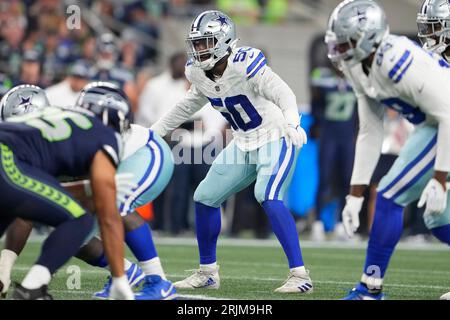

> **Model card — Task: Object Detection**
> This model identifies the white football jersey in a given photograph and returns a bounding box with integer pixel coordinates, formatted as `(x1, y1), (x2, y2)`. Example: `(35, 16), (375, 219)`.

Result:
(343, 34), (450, 185)
(151, 47), (300, 151)
(122, 124), (151, 160)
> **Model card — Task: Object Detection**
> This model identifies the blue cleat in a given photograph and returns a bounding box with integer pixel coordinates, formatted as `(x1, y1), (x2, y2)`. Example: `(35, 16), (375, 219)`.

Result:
(93, 263), (145, 299)
(342, 283), (385, 300)
(134, 275), (177, 300)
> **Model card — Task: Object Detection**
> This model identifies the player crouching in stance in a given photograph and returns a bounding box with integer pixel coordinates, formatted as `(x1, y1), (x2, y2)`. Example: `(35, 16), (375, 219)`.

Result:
(75, 83), (176, 300)
(151, 10), (312, 294)
(0, 84), (134, 299)
(326, 0), (450, 299)
(0, 83), (177, 300)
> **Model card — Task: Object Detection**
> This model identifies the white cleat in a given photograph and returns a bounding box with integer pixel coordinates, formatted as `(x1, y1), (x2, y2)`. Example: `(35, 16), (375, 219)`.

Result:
(440, 292), (450, 300)
(174, 266), (220, 290)
(275, 269), (313, 294)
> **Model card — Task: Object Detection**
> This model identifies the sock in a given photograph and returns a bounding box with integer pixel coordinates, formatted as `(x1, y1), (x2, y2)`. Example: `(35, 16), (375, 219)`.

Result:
(200, 262), (218, 271)
(125, 223), (157, 262)
(290, 266), (306, 274)
(0, 249), (18, 281)
(362, 194), (403, 289)
(262, 200), (304, 268)
(37, 214), (94, 274)
(140, 257), (166, 279)
(21, 265), (51, 290)
(431, 224), (450, 245)
(195, 202), (221, 265)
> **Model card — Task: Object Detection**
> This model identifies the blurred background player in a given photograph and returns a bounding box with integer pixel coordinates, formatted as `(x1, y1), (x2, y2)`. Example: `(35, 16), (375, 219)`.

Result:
(0, 84), (133, 299)
(326, 0), (450, 299)
(151, 10), (311, 294)
(309, 62), (357, 241)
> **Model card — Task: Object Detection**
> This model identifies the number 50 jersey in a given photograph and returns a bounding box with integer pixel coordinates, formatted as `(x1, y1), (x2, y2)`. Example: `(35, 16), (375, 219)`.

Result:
(0, 106), (121, 177)
(152, 47), (300, 151)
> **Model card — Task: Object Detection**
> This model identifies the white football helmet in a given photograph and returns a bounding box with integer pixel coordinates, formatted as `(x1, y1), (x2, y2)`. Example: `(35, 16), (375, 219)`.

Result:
(325, 0), (389, 67)
(186, 10), (238, 70)
(0, 84), (50, 121)
(417, 0), (450, 57)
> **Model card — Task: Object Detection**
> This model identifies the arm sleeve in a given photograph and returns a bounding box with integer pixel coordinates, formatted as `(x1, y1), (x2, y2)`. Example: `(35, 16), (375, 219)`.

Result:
(249, 66), (300, 126)
(150, 84), (209, 137)
(350, 95), (385, 186)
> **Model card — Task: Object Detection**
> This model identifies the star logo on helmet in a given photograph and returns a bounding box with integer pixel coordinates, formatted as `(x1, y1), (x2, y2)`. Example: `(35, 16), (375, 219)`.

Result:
(18, 95), (32, 106)
(215, 15), (228, 27)
(356, 8), (367, 23)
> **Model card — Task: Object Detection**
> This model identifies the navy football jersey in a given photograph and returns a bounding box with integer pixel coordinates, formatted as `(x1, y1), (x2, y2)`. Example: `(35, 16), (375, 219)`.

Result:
(310, 67), (357, 140)
(0, 106), (121, 177)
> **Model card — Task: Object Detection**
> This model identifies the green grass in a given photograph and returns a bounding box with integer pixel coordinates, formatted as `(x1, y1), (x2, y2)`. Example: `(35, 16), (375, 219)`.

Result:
(4, 240), (450, 300)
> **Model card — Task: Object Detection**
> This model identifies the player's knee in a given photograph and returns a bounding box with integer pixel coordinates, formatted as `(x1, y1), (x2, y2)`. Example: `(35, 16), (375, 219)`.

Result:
(254, 187), (266, 204)
(193, 184), (220, 208)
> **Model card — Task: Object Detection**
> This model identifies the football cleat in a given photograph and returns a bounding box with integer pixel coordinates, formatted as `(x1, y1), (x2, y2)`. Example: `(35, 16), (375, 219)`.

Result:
(0, 279), (9, 299)
(12, 283), (53, 300)
(92, 262), (145, 299)
(440, 292), (450, 300)
(174, 266), (220, 290)
(274, 269), (313, 294)
(134, 275), (177, 300)
(342, 283), (385, 300)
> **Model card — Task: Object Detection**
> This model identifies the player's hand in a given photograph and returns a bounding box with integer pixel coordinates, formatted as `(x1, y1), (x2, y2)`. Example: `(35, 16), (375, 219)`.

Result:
(342, 195), (364, 238)
(285, 124), (307, 149)
(109, 275), (134, 300)
(418, 178), (448, 215)
(115, 173), (137, 204)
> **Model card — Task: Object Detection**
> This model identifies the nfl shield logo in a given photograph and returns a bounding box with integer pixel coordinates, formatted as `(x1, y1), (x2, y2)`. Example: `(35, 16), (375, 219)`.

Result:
(215, 86), (220, 92)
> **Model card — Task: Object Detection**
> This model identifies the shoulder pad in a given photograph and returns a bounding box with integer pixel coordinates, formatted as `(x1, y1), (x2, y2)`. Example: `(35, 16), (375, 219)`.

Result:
(376, 36), (414, 84)
(231, 47), (267, 79)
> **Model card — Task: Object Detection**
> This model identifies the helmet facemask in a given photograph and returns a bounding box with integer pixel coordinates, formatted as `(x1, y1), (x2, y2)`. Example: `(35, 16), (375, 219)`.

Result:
(417, 16), (450, 55)
(186, 34), (220, 70)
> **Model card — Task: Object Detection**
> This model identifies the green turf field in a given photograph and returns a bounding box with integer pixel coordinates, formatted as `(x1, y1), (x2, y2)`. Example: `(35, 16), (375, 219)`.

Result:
(3, 238), (450, 300)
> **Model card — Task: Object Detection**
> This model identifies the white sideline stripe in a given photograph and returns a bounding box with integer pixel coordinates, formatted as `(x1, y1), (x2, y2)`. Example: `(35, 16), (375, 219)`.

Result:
(382, 145), (436, 199)
(21, 235), (450, 251)
(11, 267), (449, 290)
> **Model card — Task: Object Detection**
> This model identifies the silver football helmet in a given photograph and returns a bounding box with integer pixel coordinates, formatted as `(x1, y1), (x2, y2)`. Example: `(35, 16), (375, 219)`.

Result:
(0, 84), (50, 121)
(186, 10), (238, 70)
(417, 0), (450, 56)
(325, 0), (389, 67)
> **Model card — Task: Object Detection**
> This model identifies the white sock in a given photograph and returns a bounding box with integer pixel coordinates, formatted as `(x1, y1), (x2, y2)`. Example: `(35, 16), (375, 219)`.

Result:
(124, 258), (132, 271)
(140, 257), (166, 279)
(21, 265), (51, 290)
(200, 262), (217, 271)
(0, 249), (18, 281)
(290, 266), (306, 274)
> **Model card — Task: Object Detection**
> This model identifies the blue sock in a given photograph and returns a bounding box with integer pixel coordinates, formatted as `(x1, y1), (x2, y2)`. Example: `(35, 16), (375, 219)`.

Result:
(364, 194), (403, 279)
(262, 200), (304, 268)
(125, 223), (157, 262)
(431, 224), (450, 245)
(195, 202), (221, 265)
(87, 253), (108, 268)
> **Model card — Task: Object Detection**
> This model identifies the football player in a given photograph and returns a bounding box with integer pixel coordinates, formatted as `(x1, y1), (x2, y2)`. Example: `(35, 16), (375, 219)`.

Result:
(416, 0), (450, 300)
(0, 83), (177, 300)
(325, 0), (450, 299)
(151, 10), (312, 293)
(0, 84), (134, 299)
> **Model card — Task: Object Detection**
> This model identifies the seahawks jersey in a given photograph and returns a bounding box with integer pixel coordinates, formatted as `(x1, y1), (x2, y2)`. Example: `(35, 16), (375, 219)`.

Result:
(343, 34), (450, 184)
(152, 47), (300, 151)
(0, 106), (121, 177)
